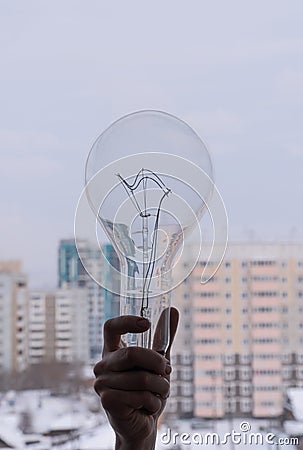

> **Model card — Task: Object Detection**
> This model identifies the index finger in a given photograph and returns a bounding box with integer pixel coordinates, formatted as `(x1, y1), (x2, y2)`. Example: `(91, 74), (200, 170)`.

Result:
(103, 315), (150, 354)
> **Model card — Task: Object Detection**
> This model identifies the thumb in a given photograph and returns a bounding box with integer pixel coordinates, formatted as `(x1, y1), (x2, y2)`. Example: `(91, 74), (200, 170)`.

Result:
(152, 307), (179, 358)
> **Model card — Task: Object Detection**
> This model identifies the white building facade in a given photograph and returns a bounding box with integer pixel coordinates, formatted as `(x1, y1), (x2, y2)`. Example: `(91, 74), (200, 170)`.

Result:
(55, 287), (90, 364)
(0, 261), (29, 372)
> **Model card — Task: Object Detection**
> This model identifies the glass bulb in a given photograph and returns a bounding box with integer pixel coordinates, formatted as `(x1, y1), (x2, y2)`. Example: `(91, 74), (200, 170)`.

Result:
(76, 110), (225, 353)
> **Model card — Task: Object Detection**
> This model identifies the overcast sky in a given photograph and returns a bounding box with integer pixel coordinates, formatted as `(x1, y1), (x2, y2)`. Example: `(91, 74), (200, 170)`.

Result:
(1, 1), (303, 288)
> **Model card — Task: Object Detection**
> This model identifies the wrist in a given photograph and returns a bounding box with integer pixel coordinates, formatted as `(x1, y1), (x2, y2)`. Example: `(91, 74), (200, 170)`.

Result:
(115, 431), (157, 450)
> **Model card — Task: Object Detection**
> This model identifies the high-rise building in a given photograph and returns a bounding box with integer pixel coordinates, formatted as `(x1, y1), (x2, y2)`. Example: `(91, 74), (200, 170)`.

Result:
(167, 242), (303, 419)
(0, 261), (29, 372)
(28, 291), (56, 364)
(58, 239), (120, 361)
(167, 263), (194, 418)
(29, 288), (90, 365)
(55, 287), (89, 363)
(58, 239), (88, 288)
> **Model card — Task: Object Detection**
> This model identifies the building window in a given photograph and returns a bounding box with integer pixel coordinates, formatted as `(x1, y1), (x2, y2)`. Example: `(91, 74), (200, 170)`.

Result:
(225, 383), (236, 396)
(197, 323), (221, 329)
(197, 401), (213, 408)
(224, 368), (235, 381)
(281, 354), (291, 363)
(225, 399), (236, 413)
(253, 338), (279, 344)
(239, 383), (252, 396)
(195, 338), (221, 344)
(224, 354), (235, 364)
(197, 292), (219, 298)
(251, 260), (276, 267)
(260, 401), (274, 407)
(196, 354), (219, 361)
(239, 354), (251, 364)
(182, 398), (193, 412)
(181, 367), (192, 381)
(282, 367), (292, 379)
(195, 306), (220, 313)
(181, 353), (192, 364)
(239, 367), (251, 380)
(181, 383), (193, 396)
(252, 291), (278, 297)
(296, 368), (303, 379)
(240, 398), (252, 413)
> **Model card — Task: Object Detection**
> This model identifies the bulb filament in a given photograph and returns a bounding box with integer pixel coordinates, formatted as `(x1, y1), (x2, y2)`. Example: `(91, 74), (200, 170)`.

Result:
(116, 169), (171, 316)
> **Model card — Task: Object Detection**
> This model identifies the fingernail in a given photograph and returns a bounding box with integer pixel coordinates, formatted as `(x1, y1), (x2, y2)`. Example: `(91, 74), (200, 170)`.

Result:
(136, 318), (150, 329)
(165, 364), (172, 375)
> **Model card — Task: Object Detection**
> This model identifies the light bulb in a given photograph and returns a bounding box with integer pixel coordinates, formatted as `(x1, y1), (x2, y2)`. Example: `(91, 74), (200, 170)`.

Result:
(75, 110), (227, 353)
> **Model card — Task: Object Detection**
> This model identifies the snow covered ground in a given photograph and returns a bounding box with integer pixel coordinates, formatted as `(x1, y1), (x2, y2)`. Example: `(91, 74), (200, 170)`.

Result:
(0, 390), (300, 449)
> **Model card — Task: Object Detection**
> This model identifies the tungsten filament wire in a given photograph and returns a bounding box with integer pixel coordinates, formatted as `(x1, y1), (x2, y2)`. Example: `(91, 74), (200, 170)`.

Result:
(117, 169), (171, 316)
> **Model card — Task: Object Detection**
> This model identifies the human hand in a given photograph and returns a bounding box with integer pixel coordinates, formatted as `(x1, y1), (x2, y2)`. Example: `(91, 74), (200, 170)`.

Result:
(94, 308), (179, 450)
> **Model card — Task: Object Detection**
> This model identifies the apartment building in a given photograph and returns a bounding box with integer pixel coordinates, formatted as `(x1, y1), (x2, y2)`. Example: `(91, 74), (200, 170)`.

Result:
(28, 287), (90, 365)
(168, 269), (194, 418)
(55, 287), (89, 363)
(58, 239), (120, 360)
(168, 242), (303, 419)
(28, 291), (56, 364)
(0, 261), (29, 372)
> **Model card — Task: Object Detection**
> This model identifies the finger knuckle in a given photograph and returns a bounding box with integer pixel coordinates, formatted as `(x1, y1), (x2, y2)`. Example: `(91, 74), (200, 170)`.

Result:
(93, 376), (107, 395)
(143, 391), (161, 413)
(93, 359), (106, 377)
(150, 349), (166, 368)
(142, 390), (153, 404)
(100, 390), (114, 410)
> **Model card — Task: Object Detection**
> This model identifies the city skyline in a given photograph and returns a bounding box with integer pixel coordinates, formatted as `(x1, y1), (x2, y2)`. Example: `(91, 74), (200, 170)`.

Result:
(2, 240), (303, 421)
